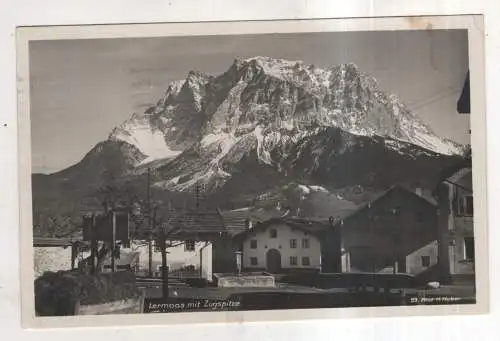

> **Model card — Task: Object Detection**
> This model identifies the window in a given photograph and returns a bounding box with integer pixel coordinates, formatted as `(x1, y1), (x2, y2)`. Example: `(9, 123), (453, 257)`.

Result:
(250, 240), (257, 249)
(290, 256), (298, 266)
(185, 240), (195, 251)
(464, 237), (475, 261)
(457, 195), (474, 216)
(250, 257), (258, 266)
(302, 239), (310, 249)
(465, 196), (474, 216)
(421, 256), (430, 267)
(302, 257), (310, 266)
(290, 239), (297, 248)
(270, 229), (277, 238)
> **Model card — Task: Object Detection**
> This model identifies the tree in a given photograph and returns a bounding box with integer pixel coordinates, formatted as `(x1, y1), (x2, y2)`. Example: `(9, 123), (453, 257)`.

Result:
(33, 208), (80, 238)
(78, 168), (150, 274)
(463, 144), (472, 165)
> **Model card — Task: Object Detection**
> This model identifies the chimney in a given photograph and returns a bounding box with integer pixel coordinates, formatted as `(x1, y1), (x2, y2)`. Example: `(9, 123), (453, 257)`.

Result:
(413, 181), (423, 196)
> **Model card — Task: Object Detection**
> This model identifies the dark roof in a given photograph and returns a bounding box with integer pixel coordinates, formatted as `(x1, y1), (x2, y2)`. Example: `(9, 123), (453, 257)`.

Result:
(432, 166), (472, 197)
(220, 207), (294, 235)
(335, 185), (437, 227)
(164, 209), (226, 235)
(33, 237), (84, 247)
(234, 217), (331, 240)
(457, 71), (470, 114)
(220, 208), (252, 235)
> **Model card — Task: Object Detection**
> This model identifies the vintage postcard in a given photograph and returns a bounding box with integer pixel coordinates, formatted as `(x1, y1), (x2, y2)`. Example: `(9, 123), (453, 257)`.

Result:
(16, 15), (488, 328)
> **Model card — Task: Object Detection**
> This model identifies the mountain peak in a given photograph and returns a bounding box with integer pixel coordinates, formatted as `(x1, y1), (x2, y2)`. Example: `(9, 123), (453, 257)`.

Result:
(109, 56), (462, 166)
(186, 69), (210, 80)
(244, 56), (302, 65)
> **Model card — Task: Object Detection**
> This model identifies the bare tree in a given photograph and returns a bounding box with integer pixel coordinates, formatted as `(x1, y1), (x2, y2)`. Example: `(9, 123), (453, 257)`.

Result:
(33, 208), (80, 238)
(77, 168), (149, 273)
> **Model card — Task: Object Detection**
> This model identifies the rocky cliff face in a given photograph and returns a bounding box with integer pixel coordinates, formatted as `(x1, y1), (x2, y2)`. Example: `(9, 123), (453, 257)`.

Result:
(33, 57), (465, 232)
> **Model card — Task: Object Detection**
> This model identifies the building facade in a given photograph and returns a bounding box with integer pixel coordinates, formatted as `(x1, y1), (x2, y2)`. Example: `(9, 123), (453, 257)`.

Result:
(236, 218), (328, 273)
(330, 186), (439, 277)
(436, 167), (474, 283)
(120, 240), (213, 279)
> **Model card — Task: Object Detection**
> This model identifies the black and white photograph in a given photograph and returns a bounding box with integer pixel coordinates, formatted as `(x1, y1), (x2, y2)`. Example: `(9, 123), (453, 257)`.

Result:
(16, 16), (488, 326)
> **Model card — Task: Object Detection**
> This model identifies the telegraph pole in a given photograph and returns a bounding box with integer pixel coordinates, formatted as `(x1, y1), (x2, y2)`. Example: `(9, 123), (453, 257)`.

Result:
(90, 214), (97, 274)
(147, 167), (153, 277)
(160, 221), (169, 299)
(111, 211), (117, 272)
(195, 182), (200, 209)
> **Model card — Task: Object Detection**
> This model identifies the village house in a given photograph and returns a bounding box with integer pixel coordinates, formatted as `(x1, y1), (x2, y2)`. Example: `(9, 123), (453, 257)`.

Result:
(125, 209), (228, 282)
(435, 167), (474, 284)
(233, 217), (332, 273)
(33, 238), (91, 278)
(77, 208), (226, 281)
(212, 205), (300, 274)
(325, 186), (439, 277)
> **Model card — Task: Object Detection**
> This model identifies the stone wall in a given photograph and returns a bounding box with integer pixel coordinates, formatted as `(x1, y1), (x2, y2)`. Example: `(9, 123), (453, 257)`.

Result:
(75, 291), (145, 315)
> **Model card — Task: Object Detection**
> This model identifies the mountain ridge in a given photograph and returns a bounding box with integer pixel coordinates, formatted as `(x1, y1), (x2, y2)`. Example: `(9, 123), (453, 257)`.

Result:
(32, 57), (466, 236)
(109, 57), (463, 166)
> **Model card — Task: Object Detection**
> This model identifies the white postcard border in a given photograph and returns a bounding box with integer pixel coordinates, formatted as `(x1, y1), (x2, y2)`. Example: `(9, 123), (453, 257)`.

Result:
(16, 15), (488, 329)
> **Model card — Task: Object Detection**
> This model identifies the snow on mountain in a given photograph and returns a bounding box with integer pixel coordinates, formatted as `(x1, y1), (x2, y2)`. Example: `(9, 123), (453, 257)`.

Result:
(32, 57), (469, 238)
(107, 56), (461, 171)
(82, 55), (467, 196)
(109, 113), (181, 164)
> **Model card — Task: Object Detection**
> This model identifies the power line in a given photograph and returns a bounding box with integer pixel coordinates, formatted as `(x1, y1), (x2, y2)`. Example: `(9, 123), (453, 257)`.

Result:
(407, 86), (462, 111)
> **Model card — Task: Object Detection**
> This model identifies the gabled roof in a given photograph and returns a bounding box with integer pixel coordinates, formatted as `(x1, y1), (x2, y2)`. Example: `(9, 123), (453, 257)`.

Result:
(220, 208), (252, 235)
(446, 167), (472, 184)
(164, 209), (226, 235)
(234, 217), (331, 240)
(334, 185), (437, 227)
(457, 71), (470, 114)
(220, 206), (295, 235)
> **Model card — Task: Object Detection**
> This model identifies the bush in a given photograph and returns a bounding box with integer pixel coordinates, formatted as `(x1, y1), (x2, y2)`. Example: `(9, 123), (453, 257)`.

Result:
(34, 270), (140, 316)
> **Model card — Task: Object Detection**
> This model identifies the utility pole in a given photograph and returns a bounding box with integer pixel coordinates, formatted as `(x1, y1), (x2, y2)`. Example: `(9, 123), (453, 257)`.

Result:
(160, 221), (169, 299)
(90, 214), (97, 274)
(195, 182), (200, 209)
(111, 211), (117, 272)
(147, 167), (153, 277)
(368, 204), (375, 274)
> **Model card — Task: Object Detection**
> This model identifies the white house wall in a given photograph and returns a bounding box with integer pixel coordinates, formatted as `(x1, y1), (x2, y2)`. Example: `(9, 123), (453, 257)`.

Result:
(448, 232), (474, 275)
(446, 169), (475, 276)
(124, 241), (212, 280)
(242, 223), (321, 270)
(34, 246), (72, 278)
(405, 240), (439, 275)
(33, 247), (91, 278)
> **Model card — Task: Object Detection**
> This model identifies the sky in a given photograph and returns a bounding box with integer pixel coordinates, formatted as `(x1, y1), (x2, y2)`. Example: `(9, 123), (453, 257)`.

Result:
(29, 30), (470, 174)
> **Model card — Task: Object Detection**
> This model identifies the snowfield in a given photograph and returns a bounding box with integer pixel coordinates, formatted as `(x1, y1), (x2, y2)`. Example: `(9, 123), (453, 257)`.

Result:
(100, 56), (463, 191)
